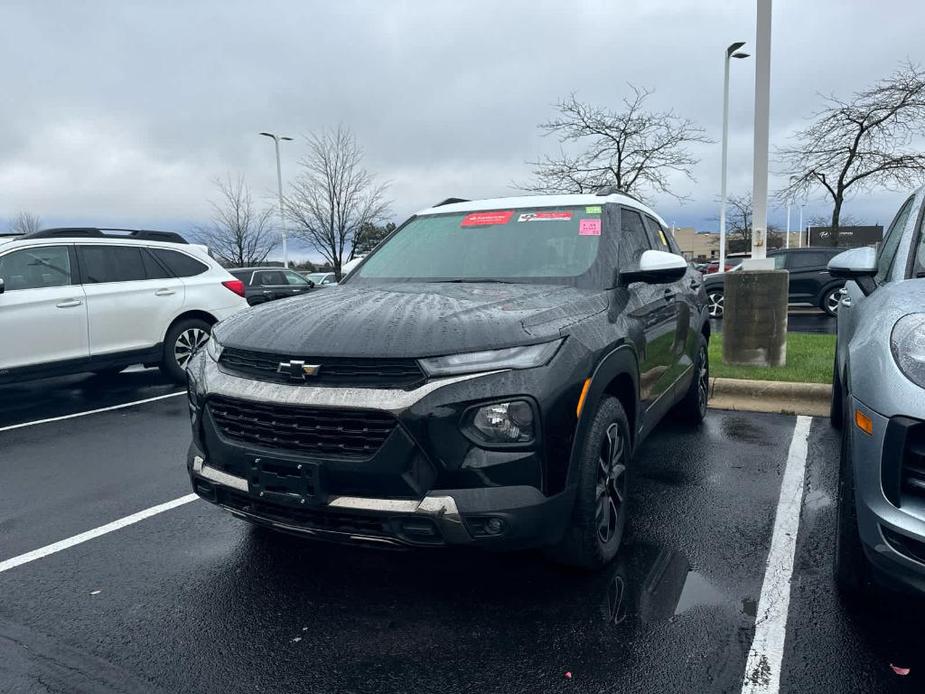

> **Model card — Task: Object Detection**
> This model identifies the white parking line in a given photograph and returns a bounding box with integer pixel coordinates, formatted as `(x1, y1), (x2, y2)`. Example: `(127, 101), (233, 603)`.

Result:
(0, 494), (199, 574)
(0, 392), (184, 433)
(741, 415), (812, 693)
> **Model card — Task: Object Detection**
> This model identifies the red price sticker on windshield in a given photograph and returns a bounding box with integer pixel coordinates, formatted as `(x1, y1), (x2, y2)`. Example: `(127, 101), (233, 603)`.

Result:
(460, 210), (514, 227)
(579, 219), (601, 236)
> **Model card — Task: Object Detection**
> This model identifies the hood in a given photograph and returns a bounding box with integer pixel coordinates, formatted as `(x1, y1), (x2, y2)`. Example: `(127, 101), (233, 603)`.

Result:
(216, 282), (607, 358)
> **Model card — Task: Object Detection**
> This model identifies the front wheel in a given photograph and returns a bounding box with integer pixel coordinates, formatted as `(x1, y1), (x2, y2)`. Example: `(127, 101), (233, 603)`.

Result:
(707, 290), (724, 318)
(160, 318), (211, 383)
(834, 410), (872, 602)
(548, 396), (631, 570)
(822, 286), (844, 317)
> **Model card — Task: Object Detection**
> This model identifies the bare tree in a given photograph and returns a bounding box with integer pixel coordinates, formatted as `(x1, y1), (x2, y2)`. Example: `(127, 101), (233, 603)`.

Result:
(780, 62), (925, 229)
(521, 86), (710, 199)
(284, 126), (390, 278)
(9, 211), (42, 234)
(197, 175), (277, 266)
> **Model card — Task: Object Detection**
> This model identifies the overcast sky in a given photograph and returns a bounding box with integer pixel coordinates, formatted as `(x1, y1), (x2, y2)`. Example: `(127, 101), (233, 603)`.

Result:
(1, 0), (923, 260)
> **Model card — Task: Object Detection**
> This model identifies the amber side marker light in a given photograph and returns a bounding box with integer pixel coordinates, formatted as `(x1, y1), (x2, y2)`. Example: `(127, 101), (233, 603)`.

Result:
(855, 409), (874, 436)
(576, 378), (591, 418)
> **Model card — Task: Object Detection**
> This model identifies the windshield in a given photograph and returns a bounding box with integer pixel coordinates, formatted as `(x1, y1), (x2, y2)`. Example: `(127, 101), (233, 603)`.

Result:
(354, 206), (605, 283)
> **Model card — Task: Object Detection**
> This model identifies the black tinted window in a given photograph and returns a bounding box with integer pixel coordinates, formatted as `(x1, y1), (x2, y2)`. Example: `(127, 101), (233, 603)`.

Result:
(787, 252), (829, 269)
(80, 245), (147, 283)
(150, 248), (208, 277)
(142, 249), (172, 279)
(256, 270), (287, 285)
(229, 271), (251, 285)
(0, 246), (72, 290)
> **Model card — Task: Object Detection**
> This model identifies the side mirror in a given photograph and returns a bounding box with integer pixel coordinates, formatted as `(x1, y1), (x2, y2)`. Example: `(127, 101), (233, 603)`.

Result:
(307, 280), (316, 288)
(618, 250), (688, 286)
(828, 247), (877, 295)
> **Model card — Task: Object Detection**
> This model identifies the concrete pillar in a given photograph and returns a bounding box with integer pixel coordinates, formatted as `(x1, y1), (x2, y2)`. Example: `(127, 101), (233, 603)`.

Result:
(723, 270), (788, 367)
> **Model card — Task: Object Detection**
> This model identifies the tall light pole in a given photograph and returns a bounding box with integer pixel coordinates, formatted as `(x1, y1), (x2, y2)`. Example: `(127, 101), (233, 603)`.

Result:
(718, 42), (749, 274)
(259, 132), (293, 268)
(798, 202), (804, 247)
(748, 0), (773, 264)
(786, 175), (798, 249)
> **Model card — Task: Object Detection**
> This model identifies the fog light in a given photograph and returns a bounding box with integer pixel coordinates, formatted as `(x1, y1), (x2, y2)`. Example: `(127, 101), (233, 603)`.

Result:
(470, 400), (534, 443)
(485, 518), (505, 534)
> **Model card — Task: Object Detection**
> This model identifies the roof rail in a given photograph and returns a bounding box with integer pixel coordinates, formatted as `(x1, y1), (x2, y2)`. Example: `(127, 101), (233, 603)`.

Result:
(433, 197), (470, 207)
(23, 227), (188, 244)
(595, 186), (643, 204)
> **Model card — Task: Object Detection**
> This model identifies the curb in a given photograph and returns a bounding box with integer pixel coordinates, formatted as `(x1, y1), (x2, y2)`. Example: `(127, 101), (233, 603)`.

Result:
(708, 377), (831, 417)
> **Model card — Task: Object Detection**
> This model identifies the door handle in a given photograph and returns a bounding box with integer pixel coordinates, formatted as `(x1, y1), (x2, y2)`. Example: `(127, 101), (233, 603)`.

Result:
(689, 278), (702, 290)
(56, 299), (82, 308)
(663, 289), (676, 302)
(154, 288), (176, 296)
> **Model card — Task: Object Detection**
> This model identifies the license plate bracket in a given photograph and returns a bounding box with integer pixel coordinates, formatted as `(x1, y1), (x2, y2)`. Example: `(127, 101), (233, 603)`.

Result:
(248, 455), (326, 506)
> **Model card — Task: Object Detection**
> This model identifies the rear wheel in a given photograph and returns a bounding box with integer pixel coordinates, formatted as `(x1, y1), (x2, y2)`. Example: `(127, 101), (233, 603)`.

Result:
(675, 334), (709, 423)
(160, 318), (211, 383)
(548, 397), (630, 570)
(707, 290), (724, 318)
(822, 286), (844, 317)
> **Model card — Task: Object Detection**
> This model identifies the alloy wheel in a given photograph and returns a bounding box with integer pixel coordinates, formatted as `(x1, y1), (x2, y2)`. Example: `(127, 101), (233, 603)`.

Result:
(697, 345), (709, 415)
(596, 423), (627, 544)
(826, 288), (845, 314)
(707, 292), (724, 318)
(175, 328), (209, 369)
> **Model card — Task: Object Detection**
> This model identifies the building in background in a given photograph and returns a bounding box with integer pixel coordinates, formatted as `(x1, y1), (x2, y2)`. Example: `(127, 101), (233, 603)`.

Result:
(808, 225), (883, 248)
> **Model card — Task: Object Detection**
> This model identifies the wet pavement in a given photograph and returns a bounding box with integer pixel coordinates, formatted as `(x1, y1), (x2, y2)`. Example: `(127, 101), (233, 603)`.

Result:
(0, 374), (922, 692)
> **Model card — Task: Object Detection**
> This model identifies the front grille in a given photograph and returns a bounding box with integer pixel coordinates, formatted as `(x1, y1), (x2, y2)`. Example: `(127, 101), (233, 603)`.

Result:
(207, 395), (398, 460)
(218, 347), (426, 390)
(222, 490), (390, 536)
(902, 426), (925, 497)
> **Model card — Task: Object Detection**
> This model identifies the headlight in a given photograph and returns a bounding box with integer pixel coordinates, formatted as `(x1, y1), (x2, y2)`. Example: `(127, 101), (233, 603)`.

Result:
(467, 400), (535, 444)
(891, 314), (925, 388)
(206, 332), (223, 362)
(418, 339), (563, 377)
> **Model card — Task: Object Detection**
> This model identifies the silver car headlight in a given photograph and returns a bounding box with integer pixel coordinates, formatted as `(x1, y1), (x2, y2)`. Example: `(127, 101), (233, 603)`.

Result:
(418, 339), (563, 377)
(205, 331), (224, 362)
(891, 313), (925, 388)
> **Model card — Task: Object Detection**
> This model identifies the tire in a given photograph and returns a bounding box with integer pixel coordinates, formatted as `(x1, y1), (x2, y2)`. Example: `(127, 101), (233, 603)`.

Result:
(707, 290), (724, 318)
(822, 286), (844, 317)
(833, 409), (873, 602)
(830, 358), (843, 429)
(548, 396), (631, 570)
(675, 333), (709, 423)
(159, 318), (211, 383)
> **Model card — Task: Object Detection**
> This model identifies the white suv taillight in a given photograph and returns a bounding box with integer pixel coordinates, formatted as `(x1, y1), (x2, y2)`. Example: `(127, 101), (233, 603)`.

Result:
(222, 279), (246, 297)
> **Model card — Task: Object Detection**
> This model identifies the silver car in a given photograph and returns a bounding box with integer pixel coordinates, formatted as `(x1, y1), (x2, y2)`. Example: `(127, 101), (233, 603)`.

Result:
(830, 186), (925, 598)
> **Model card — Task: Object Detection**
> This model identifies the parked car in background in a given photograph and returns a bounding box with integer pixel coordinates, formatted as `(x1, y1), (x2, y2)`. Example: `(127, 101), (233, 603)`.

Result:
(303, 271), (337, 287)
(0, 228), (247, 383)
(186, 191), (709, 569)
(829, 185), (925, 600)
(229, 267), (315, 306)
(703, 247), (847, 318)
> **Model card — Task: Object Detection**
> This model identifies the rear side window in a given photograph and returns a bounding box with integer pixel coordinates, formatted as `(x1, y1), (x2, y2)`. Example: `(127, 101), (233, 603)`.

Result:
(150, 248), (208, 277)
(256, 270), (287, 285)
(0, 245), (73, 290)
(79, 245), (147, 283)
(141, 249), (172, 279)
(787, 252), (829, 269)
(876, 196), (915, 284)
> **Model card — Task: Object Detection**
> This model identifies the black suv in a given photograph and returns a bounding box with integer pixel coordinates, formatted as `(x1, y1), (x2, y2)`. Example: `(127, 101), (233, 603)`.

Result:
(186, 194), (710, 568)
(703, 247), (847, 318)
(228, 267), (315, 306)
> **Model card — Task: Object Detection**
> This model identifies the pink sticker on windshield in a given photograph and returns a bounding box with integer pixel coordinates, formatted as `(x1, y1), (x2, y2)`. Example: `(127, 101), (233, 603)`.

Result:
(579, 219), (601, 236)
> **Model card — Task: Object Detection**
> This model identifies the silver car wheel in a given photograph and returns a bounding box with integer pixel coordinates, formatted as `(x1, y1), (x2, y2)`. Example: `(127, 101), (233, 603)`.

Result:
(175, 328), (209, 369)
(826, 288), (845, 315)
(707, 291), (724, 318)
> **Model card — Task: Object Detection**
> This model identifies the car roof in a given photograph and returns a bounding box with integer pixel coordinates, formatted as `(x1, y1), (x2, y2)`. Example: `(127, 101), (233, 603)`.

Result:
(229, 267), (291, 272)
(415, 193), (669, 227)
(0, 235), (213, 260)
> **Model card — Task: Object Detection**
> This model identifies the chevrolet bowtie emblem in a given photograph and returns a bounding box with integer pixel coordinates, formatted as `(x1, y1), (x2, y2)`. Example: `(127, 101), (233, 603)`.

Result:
(276, 360), (321, 380)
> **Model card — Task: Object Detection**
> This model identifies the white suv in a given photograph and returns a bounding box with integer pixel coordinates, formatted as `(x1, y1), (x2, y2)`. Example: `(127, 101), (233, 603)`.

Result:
(0, 228), (248, 384)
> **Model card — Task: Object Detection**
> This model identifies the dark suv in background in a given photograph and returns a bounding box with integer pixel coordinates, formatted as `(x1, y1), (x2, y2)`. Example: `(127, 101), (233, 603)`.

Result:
(228, 267), (315, 306)
(186, 192), (710, 568)
(704, 247), (847, 318)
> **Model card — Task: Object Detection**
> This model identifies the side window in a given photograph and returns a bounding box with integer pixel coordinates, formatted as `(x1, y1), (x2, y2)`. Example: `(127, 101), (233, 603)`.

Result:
(284, 270), (309, 285)
(141, 249), (172, 280)
(79, 245), (147, 283)
(787, 252), (828, 270)
(876, 196), (915, 284)
(258, 270), (287, 285)
(0, 246), (72, 290)
(644, 216), (671, 253)
(620, 209), (652, 265)
(149, 249), (208, 278)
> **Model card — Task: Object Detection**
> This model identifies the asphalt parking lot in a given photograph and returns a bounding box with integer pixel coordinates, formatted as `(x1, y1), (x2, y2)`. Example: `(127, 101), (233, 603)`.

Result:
(1, 371), (923, 693)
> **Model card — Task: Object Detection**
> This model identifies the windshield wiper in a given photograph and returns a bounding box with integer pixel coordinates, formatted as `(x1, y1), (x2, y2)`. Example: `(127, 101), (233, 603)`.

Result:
(432, 278), (513, 284)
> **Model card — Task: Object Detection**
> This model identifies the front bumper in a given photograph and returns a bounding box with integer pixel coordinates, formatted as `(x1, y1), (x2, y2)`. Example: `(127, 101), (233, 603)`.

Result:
(187, 441), (574, 549)
(850, 397), (925, 593)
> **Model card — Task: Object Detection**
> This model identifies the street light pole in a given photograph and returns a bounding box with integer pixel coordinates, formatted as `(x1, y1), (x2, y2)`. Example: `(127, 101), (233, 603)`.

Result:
(749, 0), (773, 263)
(786, 175), (797, 249)
(719, 42), (749, 274)
(259, 132), (293, 268)
(798, 203), (804, 247)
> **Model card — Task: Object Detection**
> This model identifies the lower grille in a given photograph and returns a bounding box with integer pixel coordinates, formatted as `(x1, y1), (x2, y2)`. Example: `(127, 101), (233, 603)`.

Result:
(207, 395), (397, 460)
(222, 490), (389, 536)
(218, 347), (426, 389)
